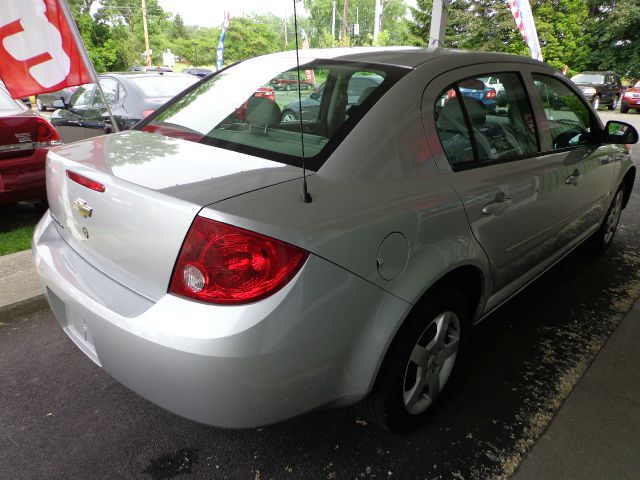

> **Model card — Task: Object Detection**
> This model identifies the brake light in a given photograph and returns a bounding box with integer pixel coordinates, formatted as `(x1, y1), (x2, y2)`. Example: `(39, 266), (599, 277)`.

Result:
(447, 89), (456, 99)
(66, 170), (105, 192)
(169, 217), (309, 304)
(35, 117), (62, 147)
(484, 89), (497, 99)
(142, 109), (156, 118)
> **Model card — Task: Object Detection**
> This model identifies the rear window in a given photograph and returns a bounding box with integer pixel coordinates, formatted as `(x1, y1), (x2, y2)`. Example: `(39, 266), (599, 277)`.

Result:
(137, 58), (407, 170)
(129, 75), (199, 98)
(0, 88), (23, 114)
(571, 74), (605, 84)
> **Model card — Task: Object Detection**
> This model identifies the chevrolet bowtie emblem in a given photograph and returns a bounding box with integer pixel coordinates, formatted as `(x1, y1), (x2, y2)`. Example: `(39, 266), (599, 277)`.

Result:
(73, 198), (93, 218)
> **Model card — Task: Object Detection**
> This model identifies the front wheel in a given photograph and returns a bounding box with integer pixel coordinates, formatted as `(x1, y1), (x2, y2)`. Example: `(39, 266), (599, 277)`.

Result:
(592, 95), (600, 109)
(620, 104), (629, 114)
(360, 287), (469, 432)
(281, 110), (298, 122)
(608, 96), (619, 111)
(590, 186), (625, 253)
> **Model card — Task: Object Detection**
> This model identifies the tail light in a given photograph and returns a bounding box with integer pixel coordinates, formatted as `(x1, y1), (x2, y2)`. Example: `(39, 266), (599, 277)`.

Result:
(483, 89), (497, 99)
(142, 109), (156, 118)
(169, 217), (309, 305)
(446, 89), (457, 99)
(66, 170), (105, 192)
(35, 117), (62, 147)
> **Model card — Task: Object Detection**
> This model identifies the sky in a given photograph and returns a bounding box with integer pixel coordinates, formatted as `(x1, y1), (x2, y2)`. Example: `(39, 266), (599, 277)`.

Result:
(156, 0), (417, 28)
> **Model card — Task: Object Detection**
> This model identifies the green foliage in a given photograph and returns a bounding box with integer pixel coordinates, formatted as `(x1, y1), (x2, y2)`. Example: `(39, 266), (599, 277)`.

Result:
(224, 16), (282, 65)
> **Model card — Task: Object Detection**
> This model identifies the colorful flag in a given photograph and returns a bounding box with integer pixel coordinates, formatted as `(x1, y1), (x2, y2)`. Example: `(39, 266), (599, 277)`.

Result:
(0, 0), (93, 99)
(508, 0), (543, 61)
(216, 11), (231, 71)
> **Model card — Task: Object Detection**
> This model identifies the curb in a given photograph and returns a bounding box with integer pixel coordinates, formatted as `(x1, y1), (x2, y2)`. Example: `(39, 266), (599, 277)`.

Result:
(0, 294), (48, 321)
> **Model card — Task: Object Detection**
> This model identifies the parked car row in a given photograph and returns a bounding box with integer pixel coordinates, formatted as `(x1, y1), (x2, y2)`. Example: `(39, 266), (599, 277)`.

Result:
(32, 48), (637, 434)
(0, 84), (62, 205)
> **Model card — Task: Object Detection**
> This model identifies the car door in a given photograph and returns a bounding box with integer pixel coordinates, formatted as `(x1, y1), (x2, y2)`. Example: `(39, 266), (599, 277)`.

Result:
(530, 74), (616, 250)
(424, 66), (568, 310)
(77, 77), (121, 138)
(52, 84), (97, 143)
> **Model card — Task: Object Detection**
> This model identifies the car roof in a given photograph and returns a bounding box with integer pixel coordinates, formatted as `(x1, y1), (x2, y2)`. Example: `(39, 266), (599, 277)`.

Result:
(262, 47), (546, 70)
(101, 72), (193, 79)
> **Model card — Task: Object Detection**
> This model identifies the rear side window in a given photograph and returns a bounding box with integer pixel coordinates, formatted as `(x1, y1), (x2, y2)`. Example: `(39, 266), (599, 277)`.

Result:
(435, 72), (539, 169)
(532, 74), (594, 150)
(138, 59), (406, 170)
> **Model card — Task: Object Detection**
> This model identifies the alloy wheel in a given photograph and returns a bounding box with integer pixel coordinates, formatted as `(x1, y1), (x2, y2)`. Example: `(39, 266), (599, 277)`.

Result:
(402, 311), (461, 415)
(604, 190), (623, 245)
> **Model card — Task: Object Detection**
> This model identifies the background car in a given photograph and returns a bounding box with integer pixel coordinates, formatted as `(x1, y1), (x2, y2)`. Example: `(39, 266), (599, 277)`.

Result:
(621, 80), (640, 113)
(183, 68), (213, 78)
(34, 48), (637, 435)
(35, 87), (78, 111)
(571, 71), (622, 110)
(50, 72), (199, 143)
(0, 84), (62, 205)
(280, 73), (383, 121)
(270, 72), (315, 91)
(128, 65), (173, 73)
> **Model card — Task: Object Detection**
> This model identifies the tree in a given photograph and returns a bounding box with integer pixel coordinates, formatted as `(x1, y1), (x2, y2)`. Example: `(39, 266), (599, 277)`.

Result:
(170, 13), (189, 40)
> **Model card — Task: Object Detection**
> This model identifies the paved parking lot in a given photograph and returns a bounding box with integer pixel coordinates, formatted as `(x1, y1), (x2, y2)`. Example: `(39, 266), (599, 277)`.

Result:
(1, 111), (639, 479)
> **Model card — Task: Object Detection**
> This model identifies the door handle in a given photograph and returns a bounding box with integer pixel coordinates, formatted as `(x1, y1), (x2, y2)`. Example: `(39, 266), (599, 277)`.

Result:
(565, 169), (581, 186)
(482, 193), (512, 215)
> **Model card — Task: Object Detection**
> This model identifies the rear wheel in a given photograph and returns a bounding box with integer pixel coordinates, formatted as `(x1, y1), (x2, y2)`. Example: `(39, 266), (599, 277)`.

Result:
(360, 287), (469, 432)
(285, 84), (291, 91)
(620, 104), (629, 114)
(592, 95), (600, 109)
(608, 96), (619, 110)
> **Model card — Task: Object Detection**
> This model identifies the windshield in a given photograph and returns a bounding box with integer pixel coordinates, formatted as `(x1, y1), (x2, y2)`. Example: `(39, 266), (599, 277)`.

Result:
(571, 74), (605, 84)
(129, 75), (199, 98)
(137, 56), (406, 170)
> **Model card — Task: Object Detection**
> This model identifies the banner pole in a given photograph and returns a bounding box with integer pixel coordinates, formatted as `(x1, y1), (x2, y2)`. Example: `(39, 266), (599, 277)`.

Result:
(58, 0), (120, 132)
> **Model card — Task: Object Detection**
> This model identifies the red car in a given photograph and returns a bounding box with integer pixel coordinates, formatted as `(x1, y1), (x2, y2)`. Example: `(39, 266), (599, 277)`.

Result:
(621, 81), (640, 114)
(0, 84), (62, 205)
(270, 73), (314, 91)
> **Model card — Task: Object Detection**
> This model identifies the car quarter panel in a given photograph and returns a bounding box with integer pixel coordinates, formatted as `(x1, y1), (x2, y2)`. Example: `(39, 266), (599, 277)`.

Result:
(33, 213), (412, 427)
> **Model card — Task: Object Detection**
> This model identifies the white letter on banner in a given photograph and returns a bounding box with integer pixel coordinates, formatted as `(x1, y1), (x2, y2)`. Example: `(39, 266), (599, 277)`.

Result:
(0, 0), (71, 88)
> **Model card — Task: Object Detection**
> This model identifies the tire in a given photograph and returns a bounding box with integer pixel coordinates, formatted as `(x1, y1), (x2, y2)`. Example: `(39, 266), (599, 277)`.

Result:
(590, 186), (625, 253)
(36, 97), (45, 111)
(608, 96), (619, 111)
(285, 84), (291, 91)
(281, 110), (298, 122)
(620, 104), (629, 114)
(591, 95), (600, 109)
(359, 287), (470, 432)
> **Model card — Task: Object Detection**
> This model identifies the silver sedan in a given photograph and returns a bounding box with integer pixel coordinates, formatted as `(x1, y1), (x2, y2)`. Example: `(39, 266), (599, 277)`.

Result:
(33, 47), (638, 432)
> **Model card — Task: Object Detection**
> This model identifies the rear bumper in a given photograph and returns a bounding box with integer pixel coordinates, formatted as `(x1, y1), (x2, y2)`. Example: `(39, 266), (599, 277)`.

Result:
(0, 148), (46, 205)
(32, 212), (411, 427)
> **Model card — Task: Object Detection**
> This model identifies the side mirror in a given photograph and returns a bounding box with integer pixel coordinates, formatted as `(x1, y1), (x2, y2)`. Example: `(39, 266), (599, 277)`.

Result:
(52, 99), (66, 109)
(604, 120), (639, 145)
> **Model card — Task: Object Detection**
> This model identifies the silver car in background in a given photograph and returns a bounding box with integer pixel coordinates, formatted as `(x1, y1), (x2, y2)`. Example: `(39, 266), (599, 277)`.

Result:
(33, 47), (637, 432)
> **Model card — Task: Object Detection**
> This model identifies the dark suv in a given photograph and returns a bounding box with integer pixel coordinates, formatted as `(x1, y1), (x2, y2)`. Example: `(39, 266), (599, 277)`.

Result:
(570, 71), (622, 110)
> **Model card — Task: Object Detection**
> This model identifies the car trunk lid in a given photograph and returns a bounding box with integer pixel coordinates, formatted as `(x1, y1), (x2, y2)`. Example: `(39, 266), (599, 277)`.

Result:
(46, 130), (304, 301)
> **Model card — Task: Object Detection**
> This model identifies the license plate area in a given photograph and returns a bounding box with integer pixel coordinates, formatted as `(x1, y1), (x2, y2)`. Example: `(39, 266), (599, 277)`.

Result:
(47, 288), (101, 366)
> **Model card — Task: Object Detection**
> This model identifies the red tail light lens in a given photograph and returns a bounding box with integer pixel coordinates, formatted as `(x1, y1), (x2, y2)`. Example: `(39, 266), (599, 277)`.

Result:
(446, 89), (457, 99)
(66, 170), (105, 192)
(35, 117), (62, 146)
(483, 89), (497, 99)
(170, 217), (309, 305)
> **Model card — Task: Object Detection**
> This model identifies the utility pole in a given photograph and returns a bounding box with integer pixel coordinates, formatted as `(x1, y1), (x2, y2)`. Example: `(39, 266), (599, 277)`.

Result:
(332, 0), (336, 41)
(141, 0), (151, 66)
(373, 0), (382, 43)
(342, 0), (348, 42)
(428, 0), (449, 48)
(284, 9), (288, 47)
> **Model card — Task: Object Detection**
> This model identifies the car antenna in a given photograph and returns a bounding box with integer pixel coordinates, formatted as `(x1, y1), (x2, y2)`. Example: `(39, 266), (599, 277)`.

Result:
(293, 0), (312, 203)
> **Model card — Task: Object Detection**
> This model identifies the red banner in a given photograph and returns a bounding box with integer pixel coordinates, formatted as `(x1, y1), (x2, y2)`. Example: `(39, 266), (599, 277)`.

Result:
(0, 0), (92, 99)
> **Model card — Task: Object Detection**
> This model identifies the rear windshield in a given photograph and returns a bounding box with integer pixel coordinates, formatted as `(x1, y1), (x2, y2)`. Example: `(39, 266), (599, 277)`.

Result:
(136, 57), (407, 170)
(571, 74), (605, 84)
(0, 88), (23, 114)
(129, 76), (199, 98)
